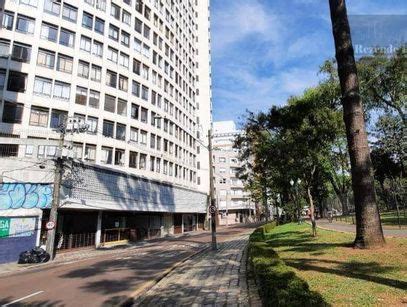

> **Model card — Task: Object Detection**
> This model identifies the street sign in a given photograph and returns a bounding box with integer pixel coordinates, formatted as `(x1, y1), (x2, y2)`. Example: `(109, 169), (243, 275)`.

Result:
(209, 205), (217, 215)
(46, 221), (55, 230)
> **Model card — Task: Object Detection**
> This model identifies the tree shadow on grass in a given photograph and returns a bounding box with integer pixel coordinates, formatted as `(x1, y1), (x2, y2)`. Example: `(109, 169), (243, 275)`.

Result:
(265, 230), (352, 254)
(284, 258), (407, 290)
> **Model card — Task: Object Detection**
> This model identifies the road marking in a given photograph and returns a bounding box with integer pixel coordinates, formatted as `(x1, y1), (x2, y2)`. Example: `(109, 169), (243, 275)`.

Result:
(2, 291), (44, 306)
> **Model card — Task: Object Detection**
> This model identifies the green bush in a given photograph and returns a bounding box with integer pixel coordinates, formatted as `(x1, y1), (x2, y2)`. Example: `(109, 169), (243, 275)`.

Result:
(249, 225), (327, 306)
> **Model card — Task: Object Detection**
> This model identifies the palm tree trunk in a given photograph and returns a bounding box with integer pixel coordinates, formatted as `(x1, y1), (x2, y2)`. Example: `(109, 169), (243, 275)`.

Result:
(329, 0), (385, 248)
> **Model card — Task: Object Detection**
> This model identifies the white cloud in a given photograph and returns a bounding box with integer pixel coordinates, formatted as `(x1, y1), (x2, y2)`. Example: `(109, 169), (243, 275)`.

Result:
(211, 0), (283, 56)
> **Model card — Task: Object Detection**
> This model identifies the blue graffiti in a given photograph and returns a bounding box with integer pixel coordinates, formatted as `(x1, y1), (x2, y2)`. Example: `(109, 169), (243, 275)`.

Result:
(0, 183), (53, 210)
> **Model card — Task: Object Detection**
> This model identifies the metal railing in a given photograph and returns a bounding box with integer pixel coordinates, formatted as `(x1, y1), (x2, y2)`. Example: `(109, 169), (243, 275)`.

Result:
(56, 233), (96, 251)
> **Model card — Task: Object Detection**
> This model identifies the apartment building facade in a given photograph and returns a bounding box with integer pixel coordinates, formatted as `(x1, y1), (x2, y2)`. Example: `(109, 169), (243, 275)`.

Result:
(0, 0), (211, 263)
(212, 121), (255, 226)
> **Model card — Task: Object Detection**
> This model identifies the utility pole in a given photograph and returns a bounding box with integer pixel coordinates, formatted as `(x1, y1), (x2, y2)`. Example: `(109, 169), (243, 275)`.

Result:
(46, 121), (66, 260)
(45, 116), (89, 259)
(208, 128), (217, 251)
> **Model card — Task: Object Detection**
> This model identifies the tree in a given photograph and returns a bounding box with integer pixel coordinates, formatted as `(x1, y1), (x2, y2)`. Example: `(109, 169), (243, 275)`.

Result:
(329, 0), (385, 247)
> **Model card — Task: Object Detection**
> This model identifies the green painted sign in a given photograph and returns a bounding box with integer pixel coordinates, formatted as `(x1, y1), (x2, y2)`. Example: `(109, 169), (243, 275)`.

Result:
(0, 217), (10, 238)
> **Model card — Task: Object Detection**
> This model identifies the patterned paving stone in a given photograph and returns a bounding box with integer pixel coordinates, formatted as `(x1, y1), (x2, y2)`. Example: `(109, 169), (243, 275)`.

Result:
(135, 233), (261, 306)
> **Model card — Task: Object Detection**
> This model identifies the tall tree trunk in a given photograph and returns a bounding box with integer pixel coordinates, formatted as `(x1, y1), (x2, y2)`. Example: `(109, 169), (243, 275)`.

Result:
(307, 186), (317, 236)
(329, 0), (385, 248)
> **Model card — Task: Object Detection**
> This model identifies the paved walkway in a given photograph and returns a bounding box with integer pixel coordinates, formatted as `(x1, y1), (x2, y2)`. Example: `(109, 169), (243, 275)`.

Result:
(135, 233), (261, 306)
(317, 219), (407, 238)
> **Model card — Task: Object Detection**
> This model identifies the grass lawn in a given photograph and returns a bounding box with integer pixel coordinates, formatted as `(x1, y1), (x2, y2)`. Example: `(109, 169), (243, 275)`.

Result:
(255, 223), (407, 306)
(335, 211), (407, 228)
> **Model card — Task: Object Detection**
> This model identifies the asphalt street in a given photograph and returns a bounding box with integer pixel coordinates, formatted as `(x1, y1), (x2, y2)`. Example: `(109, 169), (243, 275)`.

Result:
(0, 224), (260, 306)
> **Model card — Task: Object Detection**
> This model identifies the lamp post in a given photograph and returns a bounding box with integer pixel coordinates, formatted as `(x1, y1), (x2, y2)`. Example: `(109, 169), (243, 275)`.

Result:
(290, 178), (302, 224)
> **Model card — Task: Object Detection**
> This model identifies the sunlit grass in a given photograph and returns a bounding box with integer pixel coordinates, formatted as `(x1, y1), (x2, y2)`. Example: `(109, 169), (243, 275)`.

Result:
(263, 223), (407, 306)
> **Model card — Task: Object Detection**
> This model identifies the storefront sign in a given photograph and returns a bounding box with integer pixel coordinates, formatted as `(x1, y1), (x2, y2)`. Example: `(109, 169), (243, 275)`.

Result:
(0, 217), (36, 238)
(0, 217), (10, 238)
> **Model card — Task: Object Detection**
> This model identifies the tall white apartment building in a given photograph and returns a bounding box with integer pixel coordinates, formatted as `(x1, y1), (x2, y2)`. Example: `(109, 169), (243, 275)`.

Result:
(212, 121), (255, 226)
(0, 0), (211, 262)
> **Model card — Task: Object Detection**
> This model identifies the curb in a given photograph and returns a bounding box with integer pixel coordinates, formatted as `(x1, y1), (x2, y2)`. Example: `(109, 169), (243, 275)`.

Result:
(119, 244), (211, 306)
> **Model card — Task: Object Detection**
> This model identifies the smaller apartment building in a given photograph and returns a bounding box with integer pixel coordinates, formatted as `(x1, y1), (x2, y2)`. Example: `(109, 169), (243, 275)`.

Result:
(212, 121), (255, 225)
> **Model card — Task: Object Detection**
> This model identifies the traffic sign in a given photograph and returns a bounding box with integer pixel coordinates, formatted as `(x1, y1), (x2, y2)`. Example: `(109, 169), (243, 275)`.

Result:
(209, 205), (217, 214)
(46, 221), (55, 230)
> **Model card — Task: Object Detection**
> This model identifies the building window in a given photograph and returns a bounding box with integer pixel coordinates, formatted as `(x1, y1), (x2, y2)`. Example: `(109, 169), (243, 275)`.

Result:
(139, 154), (146, 170)
(131, 104), (139, 120)
(141, 85), (149, 101)
(119, 52), (129, 68)
(37, 49), (55, 68)
(0, 40), (10, 57)
(78, 60), (90, 78)
(106, 70), (117, 87)
(114, 149), (125, 166)
(132, 80), (140, 97)
(50, 109), (67, 129)
(62, 3), (78, 22)
(2, 101), (23, 124)
(102, 120), (114, 138)
(94, 17), (104, 34)
(104, 94), (116, 113)
(140, 108), (148, 123)
(129, 151), (138, 168)
(7, 71), (27, 92)
(57, 54), (73, 73)
(89, 90), (100, 108)
(140, 130), (147, 145)
(44, 0), (61, 15)
(29, 107), (48, 127)
(59, 28), (75, 47)
(92, 40), (103, 57)
(11, 42), (31, 63)
(90, 64), (102, 82)
(107, 47), (118, 63)
(122, 10), (131, 25)
(121, 30), (130, 47)
(133, 59), (141, 75)
(82, 12), (93, 29)
(40, 22), (58, 42)
(86, 116), (98, 134)
(116, 123), (126, 140)
(16, 15), (35, 34)
(2, 11), (14, 30)
(75, 86), (87, 105)
(108, 24), (119, 41)
(110, 3), (120, 20)
(33, 76), (52, 96)
(135, 17), (142, 33)
(85, 144), (96, 161)
(130, 127), (138, 142)
(53, 81), (70, 100)
(19, 0), (38, 7)
(117, 99), (127, 116)
(101, 146), (113, 164)
(80, 36), (92, 53)
(150, 134), (156, 149)
(118, 75), (128, 92)
(0, 69), (5, 90)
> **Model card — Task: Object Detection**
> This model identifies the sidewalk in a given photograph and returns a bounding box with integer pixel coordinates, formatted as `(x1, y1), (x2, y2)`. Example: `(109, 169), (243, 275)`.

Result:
(135, 233), (262, 306)
(317, 219), (407, 238)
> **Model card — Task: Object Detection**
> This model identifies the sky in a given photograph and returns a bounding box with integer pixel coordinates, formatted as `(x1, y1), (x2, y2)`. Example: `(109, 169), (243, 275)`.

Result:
(210, 0), (407, 125)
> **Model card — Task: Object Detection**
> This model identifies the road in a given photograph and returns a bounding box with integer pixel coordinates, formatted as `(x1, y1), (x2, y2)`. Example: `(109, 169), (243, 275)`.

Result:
(0, 224), (260, 306)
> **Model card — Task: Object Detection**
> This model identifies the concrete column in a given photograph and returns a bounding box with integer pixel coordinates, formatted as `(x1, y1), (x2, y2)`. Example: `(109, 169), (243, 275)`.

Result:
(95, 211), (103, 248)
(181, 214), (184, 233)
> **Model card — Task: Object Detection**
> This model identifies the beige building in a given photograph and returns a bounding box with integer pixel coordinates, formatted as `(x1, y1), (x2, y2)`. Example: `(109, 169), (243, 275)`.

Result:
(212, 121), (255, 225)
(0, 0), (212, 260)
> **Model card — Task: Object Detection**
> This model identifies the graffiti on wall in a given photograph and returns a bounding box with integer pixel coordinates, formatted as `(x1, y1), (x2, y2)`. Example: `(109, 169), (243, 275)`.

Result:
(0, 183), (53, 210)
